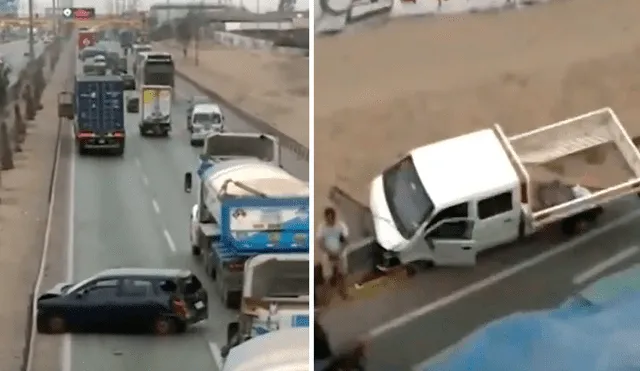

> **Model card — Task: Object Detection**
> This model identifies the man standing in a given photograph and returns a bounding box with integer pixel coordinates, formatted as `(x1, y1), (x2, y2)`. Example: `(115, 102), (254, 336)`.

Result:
(316, 207), (349, 299)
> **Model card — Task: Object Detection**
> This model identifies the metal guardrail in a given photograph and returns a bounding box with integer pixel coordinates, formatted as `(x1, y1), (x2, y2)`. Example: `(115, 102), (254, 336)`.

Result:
(174, 69), (309, 162)
(329, 185), (382, 275)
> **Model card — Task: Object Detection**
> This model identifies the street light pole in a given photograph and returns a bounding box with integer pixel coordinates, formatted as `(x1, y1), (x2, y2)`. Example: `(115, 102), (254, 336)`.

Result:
(28, 0), (35, 61)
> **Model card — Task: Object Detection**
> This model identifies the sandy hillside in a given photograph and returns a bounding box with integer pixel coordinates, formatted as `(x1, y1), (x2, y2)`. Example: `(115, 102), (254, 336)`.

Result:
(315, 0), (640, 227)
(157, 41), (309, 146)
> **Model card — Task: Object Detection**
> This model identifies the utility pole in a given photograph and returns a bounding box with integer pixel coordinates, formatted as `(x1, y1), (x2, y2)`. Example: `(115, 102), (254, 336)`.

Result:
(194, 0), (203, 66)
(28, 0), (34, 60)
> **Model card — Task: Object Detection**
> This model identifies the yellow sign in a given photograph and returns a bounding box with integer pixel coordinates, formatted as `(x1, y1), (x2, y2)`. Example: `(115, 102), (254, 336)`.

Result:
(143, 89), (157, 104)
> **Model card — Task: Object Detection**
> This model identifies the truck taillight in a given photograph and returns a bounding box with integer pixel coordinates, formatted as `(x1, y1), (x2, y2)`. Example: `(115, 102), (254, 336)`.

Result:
(226, 261), (244, 272)
(113, 132), (124, 138)
(77, 131), (94, 138)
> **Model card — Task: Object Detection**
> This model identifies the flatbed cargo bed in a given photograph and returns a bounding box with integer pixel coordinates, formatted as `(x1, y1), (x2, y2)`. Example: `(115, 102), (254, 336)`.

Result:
(494, 107), (640, 229)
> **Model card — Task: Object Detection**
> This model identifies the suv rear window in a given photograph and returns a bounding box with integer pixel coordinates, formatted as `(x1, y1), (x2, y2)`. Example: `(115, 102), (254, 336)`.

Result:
(178, 274), (203, 295)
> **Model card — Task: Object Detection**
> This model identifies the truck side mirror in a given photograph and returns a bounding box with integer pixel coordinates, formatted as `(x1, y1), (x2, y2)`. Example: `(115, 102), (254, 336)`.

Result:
(184, 172), (192, 193)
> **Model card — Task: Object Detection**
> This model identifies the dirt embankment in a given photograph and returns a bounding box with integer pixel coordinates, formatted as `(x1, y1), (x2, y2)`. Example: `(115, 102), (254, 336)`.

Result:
(155, 41), (309, 146)
(315, 0), (640, 223)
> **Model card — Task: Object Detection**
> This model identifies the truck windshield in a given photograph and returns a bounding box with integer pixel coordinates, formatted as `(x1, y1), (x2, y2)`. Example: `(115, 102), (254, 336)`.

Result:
(382, 155), (434, 239)
(82, 49), (104, 59)
(251, 260), (309, 299)
(193, 113), (221, 124)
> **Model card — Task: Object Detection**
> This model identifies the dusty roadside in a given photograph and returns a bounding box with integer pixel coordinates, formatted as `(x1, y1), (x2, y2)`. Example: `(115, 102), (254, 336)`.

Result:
(154, 40), (309, 146)
(315, 0), (640, 218)
(0, 41), (74, 371)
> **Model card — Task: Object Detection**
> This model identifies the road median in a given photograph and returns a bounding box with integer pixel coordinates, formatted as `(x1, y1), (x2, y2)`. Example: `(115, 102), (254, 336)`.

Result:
(0, 38), (74, 371)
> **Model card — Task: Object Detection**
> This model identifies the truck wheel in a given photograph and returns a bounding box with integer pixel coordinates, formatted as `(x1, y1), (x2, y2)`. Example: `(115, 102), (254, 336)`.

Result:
(190, 140), (196, 146)
(139, 128), (146, 137)
(191, 244), (201, 256)
(77, 144), (87, 155)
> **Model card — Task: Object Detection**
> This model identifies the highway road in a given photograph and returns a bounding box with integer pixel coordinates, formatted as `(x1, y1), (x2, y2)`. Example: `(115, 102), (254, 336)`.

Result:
(0, 39), (46, 84)
(323, 196), (640, 370)
(60, 42), (308, 371)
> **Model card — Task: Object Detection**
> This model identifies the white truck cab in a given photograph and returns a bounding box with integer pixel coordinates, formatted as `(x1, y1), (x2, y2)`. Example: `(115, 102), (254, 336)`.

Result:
(370, 107), (640, 267)
(189, 103), (225, 146)
(223, 253), (309, 355)
(222, 328), (308, 371)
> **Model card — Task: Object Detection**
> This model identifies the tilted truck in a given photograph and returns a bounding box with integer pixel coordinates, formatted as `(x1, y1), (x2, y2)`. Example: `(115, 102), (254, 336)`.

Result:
(139, 85), (172, 137)
(74, 75), (125, 156)
(369, 107), (640, 269)
(183, 132), (309, 308)
(222, 253), (309, 356)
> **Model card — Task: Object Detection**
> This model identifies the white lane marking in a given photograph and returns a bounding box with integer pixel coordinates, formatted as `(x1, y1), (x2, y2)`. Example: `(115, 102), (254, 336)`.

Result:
(573, 246), (640, 285)
(163, 229), (177, 252)
(62, 124), (76, 371)
(135, 157), (141, 168)
(208, 342), (224, 369)
(152, 199), (161, 214)
(26, 108), (64, 371)
(141, 174), (149, 186)
(368, 206), (640, 338)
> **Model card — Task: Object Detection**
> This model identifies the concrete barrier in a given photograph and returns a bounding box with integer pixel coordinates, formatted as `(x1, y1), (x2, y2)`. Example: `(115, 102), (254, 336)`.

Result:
(212, 31), (307, 55)
(316, 0), (552, 35)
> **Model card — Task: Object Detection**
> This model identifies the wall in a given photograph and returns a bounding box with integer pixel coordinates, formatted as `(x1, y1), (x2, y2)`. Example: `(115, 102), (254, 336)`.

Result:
(316, 0), (552, 34)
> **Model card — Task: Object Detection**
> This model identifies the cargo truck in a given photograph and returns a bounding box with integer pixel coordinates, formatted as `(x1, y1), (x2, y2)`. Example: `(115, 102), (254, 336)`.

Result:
(369, 107), (640, 268)
(183, 132), (309, 308)
(74, 75), (126, 156)
(139, 85), (171, 137)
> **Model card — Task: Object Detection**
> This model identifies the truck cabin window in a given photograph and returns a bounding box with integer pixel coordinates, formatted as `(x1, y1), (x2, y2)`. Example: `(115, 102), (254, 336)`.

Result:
(256, 261), (309, 298)
(193, 113), (221, 124)
(382, 155), (434, 239)
(82, 48), (104, 59)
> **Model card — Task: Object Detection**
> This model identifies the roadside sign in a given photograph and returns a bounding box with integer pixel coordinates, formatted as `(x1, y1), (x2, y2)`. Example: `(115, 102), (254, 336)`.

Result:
(82, 38), (90, 46)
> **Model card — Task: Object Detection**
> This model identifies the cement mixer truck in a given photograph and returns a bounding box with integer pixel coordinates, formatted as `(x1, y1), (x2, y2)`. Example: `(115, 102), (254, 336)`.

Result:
(183, 132), (309, 308)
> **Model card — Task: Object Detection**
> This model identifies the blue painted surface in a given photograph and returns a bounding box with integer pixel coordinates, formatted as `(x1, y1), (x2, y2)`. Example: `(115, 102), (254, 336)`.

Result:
(75, 76), (125, 133)
(423, 265), (640, 371)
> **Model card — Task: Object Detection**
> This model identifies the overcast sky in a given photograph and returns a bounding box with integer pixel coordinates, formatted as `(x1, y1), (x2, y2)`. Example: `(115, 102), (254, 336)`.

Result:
(22, 0), (308, 15)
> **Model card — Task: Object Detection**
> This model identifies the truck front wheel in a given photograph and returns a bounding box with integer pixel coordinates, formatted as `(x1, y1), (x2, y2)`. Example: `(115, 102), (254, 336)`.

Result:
(191, 245), (201, 256)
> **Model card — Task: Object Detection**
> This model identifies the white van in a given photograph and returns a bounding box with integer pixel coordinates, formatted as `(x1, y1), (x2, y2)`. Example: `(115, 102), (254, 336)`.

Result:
(189, 103), (225, 146)
(222, 328), (308, 371)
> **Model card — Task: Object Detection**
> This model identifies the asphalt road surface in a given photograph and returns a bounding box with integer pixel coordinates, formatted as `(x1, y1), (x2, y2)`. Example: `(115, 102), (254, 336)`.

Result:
(338, 196), (640, 370)
(62, 42), (308, 371)
(0, 39), (46, 84)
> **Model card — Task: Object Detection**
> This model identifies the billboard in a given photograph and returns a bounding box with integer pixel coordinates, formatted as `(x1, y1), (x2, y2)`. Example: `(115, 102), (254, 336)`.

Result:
(0, 0), (18, 16)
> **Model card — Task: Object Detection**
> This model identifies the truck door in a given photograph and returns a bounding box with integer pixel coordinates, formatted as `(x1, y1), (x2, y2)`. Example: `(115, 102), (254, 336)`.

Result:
(472, 191), (520, 251)
(426, 220), (477, 266)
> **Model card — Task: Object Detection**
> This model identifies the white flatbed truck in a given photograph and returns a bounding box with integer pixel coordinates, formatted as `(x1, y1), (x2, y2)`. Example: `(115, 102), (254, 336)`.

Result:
(369, 107), (640, 268)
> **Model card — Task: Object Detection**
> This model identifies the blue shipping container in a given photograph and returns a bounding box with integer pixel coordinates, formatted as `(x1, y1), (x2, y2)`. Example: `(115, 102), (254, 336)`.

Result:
(75, 76), (125, 134)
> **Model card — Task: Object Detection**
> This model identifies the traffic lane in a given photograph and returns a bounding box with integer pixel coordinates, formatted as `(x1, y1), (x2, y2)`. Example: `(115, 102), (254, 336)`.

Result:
(175, 77), (309, 180)
(362, 213), (640, 371)
(123, 96), (237, 346)
(70, 124), (219, 370)
(321, 196), (640, 348)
